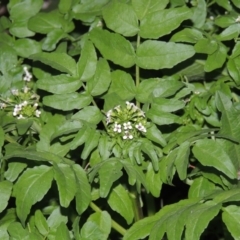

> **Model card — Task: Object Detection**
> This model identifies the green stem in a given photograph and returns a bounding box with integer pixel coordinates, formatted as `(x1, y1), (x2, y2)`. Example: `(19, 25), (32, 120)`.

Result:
(0, 157), (6, 181)
(135, 34), (141, 108)
(129, 187), (143, 222)
(89, 202), (127, 236)
(144, 193), (156, 217)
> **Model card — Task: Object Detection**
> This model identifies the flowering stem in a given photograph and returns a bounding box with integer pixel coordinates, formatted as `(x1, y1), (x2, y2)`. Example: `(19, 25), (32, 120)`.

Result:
(0, 157), (6, 181)
(129, 187), (143, 222)
(135, 34), (141, 108)
(89, 202), (127, 236)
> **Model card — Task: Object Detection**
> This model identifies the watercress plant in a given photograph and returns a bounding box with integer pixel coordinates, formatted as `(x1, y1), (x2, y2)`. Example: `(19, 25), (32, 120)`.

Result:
(0, 0), (240, 239)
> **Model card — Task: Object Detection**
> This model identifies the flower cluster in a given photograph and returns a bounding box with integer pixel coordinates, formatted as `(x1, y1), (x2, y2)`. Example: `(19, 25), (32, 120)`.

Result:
(106, 102), (147, 140)
(0, 66), (41, 120)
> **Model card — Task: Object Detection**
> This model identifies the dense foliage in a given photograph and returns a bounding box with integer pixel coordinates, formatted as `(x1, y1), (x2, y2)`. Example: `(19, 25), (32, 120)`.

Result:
(1, 0), (240, 239)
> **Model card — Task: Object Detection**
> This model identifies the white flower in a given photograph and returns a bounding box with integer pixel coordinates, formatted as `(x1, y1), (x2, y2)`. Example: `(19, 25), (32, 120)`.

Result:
(113, 123), (121, 133)
(17, 114), (25, 119)
(236, 16), (240, 23)
(0, 103), (6, 109)
(11, 89), (19, 96)
(135, 123), (146, 133)
(123, 122), (132, 130)
(122, 131), (133, 140)
(106, 110), (112, 124)
(23, 67), (32, 81)
(22, 86), (30, 93)
(35, 110), (41, 117)
(34, 103), (38, 108)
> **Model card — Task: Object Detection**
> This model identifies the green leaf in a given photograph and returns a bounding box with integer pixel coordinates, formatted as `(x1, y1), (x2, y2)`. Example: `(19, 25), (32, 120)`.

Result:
(0, 44), (18, 75)
(217, 92), (240, 169)
(53, 163), (77, 208)
(8, 0), (43, 21)
(192, 139), (237, 179)
(72, 0), (109, 22)
(194, 38), (218, 54)
(0, 126), (4, 150)
(4, 162), (27, 182)
(34, 210), (49, 236)
(0, 181), (12, 213)
(81, 129), (100, 160)
(170, 28), (203, 43)
(146, 162), (162, 197)
(58, 0), (72, 13)
(159, 150), (177, 184)
(81, 211), (111, 240)
(55, 222), (71, 240)
(37, 74), (82, 94)
(214, 15), (235, 28)
(141, 139), (159, 171)
(108, 184), (134, 224)
(123, 213), (160, 240)
(5, 150), (66, 164)
(188, 177), (216, 198)
(215, 0), (232, 11)
(0, 228), (8, 240)
(7, 222), (29, 240)
(30, 52), (77, 75)
(42, 29), (66, 51)
(102, 0), (139, 36)
(136, 78), (159, 103)
(142, 78), (184, 99)
(140, 6), (192, 39)
(204, 44), (227, 72)
(132, 0), (169, 20)
(72, 106), (102, 125)
(149, 199), (199, 240)
(98, 134), (113, 160)
(185, 201), (221, 240)
(70, 125), (89, 150)
(28, 12), (70, 34)
(99, 159), (123, 197)
(191, 0), (207, 28)
(227, 58), (240, 85)
(136, 40), (195, 69)
(232, 0), (240, 9)
(87, 58), (111, 96)
(174, 141), (190, 180)
(121, 160), (148, 190)
(47, 207), (68, 230)
(72, 164), (91, 214)
(222, 205), (240, 240)
(72, 217), (81, 240)
(77, 40), (97, 81)
(43, 92), (92, 111)
(146, 123), (167, 147)
(219, 24), (240, 41)
(14, 39), (41, 58)
(16, 119), (33, 135)
(230, 41), (240, 58)
(108, 70), (136, 101)
(89, 28), (135, 68)
(147, 108), (180, 125)
(14, 165), (53, 225)
(9, 21), (35, 38)
(152, 97), (185, 112)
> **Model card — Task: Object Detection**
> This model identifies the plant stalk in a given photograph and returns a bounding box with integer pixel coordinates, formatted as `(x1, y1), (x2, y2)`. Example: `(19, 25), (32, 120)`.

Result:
(135, 34), (141, 108)
(89, 202), (127, 236)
